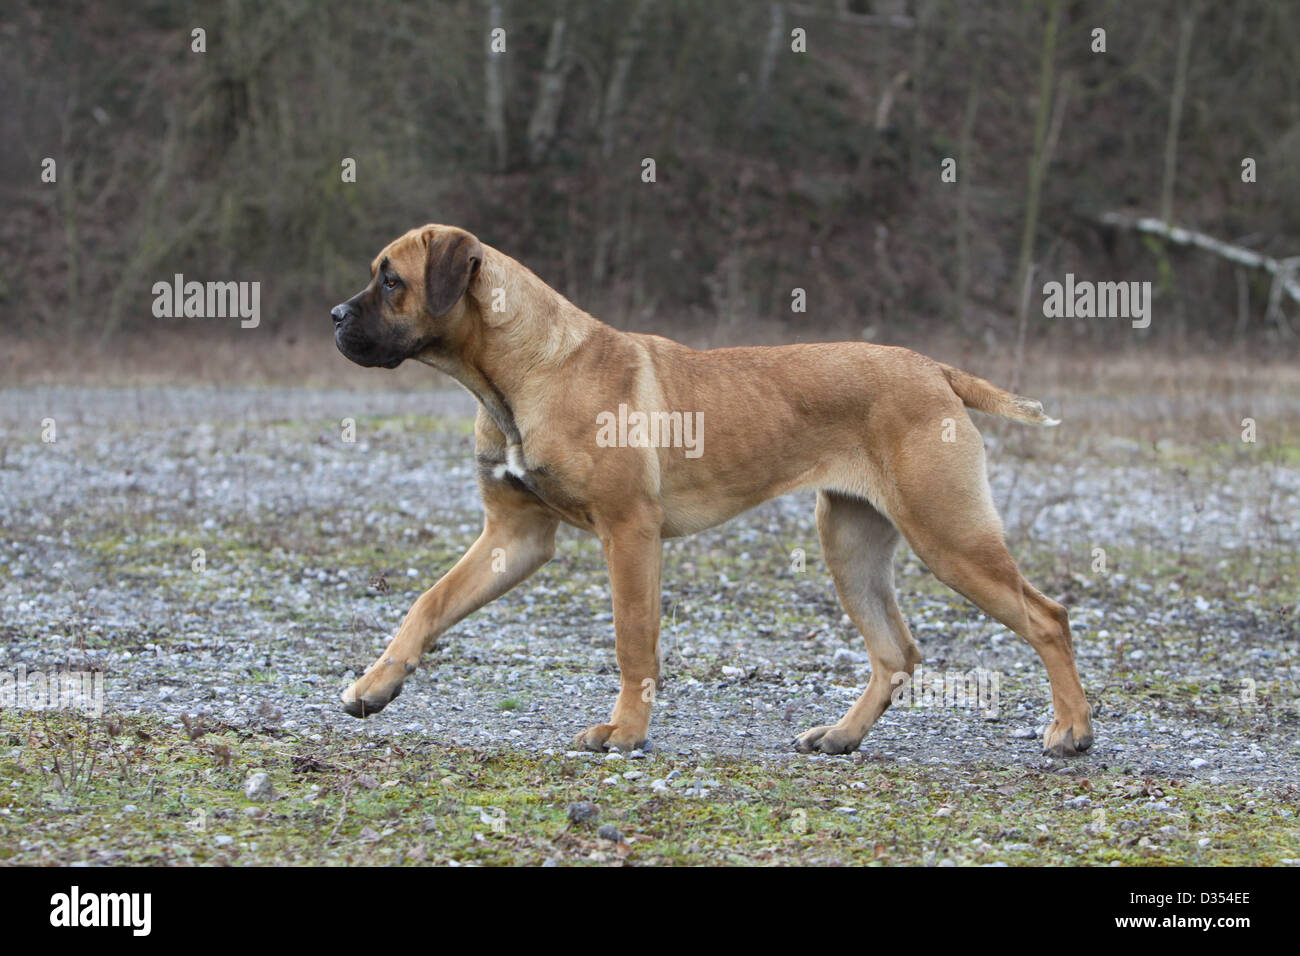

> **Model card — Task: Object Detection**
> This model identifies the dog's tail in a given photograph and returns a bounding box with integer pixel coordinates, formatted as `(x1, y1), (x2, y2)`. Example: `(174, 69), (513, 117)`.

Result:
(940, 363), (1060, 426)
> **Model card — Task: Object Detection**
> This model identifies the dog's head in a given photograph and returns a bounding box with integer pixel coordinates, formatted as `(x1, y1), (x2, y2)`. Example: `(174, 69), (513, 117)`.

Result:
(331, 224), (483, 368)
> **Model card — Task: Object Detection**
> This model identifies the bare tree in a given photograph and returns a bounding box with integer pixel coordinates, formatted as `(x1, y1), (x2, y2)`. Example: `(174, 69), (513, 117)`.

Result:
(485, 0), (509, 172)
(1160, 5), (1198, 223)
(527, 0), (569, 166)
(601, 0), (651, 158)
(1011, 0), (1060, 311)
(749, 2), (785, 130)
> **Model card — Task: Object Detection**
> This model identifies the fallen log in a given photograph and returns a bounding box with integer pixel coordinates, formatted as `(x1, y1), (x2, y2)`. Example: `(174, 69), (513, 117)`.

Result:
(1089, 210), (1299, 335)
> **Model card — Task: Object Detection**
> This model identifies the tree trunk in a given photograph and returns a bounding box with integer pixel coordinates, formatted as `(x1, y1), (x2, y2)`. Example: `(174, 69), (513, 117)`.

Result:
(955, 76), (980, 330)
(600, 0), (651, 158)
(1011, 0), (1059, 309)
(1160, 8), (1197, 223)
(593, 0), (652, 283)
(484, 0), (509, 172)
(749, 2), (785, 129)
(526, 1), (568, 166)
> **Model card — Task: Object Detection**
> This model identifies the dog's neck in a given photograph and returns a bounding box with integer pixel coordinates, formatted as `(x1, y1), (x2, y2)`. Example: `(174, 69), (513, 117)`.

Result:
(416, 246), (599, 456)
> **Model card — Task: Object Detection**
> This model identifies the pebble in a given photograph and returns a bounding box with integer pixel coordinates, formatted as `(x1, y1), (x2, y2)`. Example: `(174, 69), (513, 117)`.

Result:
(566, 801), (599, 824)
(4, 384), (1297, 801)
(243, 772), (274, 802)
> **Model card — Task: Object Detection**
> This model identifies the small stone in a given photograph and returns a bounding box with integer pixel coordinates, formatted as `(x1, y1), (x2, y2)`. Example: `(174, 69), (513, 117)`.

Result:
(243, 772), (273, 802)
(566, 801), (599, 824)
(597, 825), (622, 842)
(1190, 758), (1209, 769)
(831, 648), (865, 671)
(934, 806), (953, 817)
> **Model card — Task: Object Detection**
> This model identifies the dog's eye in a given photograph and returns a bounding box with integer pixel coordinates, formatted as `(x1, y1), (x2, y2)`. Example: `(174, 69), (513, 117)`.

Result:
(382, 276), (399, 290)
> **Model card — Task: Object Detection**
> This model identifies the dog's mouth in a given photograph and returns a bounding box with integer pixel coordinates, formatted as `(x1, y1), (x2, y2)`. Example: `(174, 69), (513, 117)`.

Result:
(334, 327), (405, 369)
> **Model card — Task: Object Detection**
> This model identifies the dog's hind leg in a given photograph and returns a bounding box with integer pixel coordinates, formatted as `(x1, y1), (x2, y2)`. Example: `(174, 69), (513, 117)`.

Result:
(795, 490), (922, 755)
(341, 480), (558, 718)
(885, 418), (1092, 757)
(902, 523), (1093, 756)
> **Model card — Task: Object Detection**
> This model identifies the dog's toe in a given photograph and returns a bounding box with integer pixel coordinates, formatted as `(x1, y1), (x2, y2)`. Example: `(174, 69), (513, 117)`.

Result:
(795, 724), (863, 755)
(572, 722), (645, 753)
(1042, 720), (1093, 758)
(340, 681), (401, 719)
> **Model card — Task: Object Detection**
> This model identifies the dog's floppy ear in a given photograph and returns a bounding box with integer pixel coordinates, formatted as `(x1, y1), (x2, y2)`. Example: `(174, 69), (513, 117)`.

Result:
(423, 229), (483, 317)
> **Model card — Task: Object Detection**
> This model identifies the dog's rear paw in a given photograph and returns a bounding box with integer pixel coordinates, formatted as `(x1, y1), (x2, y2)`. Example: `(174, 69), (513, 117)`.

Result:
(1043, 720), (1093, 758)
(794, 724), (863, 755)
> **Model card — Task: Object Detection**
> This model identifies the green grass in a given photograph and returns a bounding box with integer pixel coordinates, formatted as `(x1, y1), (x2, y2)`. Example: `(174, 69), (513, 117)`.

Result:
(2, 711), (1296, 866)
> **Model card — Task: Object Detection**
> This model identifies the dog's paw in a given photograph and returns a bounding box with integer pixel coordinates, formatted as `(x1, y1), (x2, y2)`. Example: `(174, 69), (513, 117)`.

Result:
(1043, 719), (1093, 758)
(341, 654), (417, 718)
(340, 676), (403, 718)
(572, 722), (646, 753)
(794, 724), (863, 755)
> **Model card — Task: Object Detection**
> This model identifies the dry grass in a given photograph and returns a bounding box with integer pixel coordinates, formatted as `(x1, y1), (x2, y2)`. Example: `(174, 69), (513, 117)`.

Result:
(5, 328), (1298, 446)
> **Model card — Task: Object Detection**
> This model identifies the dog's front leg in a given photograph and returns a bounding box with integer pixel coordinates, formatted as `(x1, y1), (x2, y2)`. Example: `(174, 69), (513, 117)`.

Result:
(341, 491), (557, 718)
(573, 513), (663, 752)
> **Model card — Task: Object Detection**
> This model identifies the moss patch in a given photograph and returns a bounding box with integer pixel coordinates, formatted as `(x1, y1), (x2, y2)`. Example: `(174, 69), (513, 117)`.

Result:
(2, 711), (1296, 866)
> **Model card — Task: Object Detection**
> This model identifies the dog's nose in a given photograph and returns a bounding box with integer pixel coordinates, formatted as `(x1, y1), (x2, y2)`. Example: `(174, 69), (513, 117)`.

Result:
(331, 304), (355, 326)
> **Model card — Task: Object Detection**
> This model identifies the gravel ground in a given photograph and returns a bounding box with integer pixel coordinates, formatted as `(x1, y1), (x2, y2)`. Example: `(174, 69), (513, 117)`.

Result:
(1, 385), (1297, 784)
